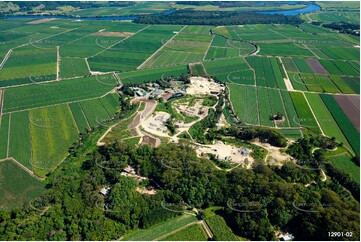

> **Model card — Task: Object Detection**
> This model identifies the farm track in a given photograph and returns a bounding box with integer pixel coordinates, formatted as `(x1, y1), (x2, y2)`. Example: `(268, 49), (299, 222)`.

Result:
(153, 221), (198, 241)
(229, 82), (360, 97)
(0, 49), (13, 70)
(137, 25), (188, 70)
(56, 46), (60, 80)
(303, 92), (324, 135)
(203, 35), (214, 60)
(200, 220), (213, 239)
(89, 25), (150, 58)
(3, 91), (115, 115)
(14, 28), (79, 50)
(0, 89), (3, 124)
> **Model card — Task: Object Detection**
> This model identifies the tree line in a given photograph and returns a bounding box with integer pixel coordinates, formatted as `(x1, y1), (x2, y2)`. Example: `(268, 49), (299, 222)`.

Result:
(134, 10), (304, 25)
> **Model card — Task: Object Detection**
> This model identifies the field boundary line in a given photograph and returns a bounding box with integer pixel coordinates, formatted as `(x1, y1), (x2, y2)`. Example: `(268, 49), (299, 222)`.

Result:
(243, 56), (257, 84)
(268, 29), (291, 40)
(14, 28), (79, 50)
(278, 89), (291, 127)
(153, 221), (198, 241)
(56, 46), (60, 80)
(0, 89), (3, 124)
(278, 57), (294, 91)
(0, 48), (13, 70)
(2, 71), (115, 89)
(89, 25), (150, 58)
(67, 103), (80, 133)
(3, 91), (116, 115)
(302, 43), (320, 59)
(303, 92), (324, 135)
(203, 35), (214, 60)
(84, 58), (92, 73)
(2, 157), (44, 181)
(97, 103), (142, 146)
(6, 113), (11, 157)
(200, 220), (213, 239)
(78, 102), (92, 131)
(137, 25), (188, 70)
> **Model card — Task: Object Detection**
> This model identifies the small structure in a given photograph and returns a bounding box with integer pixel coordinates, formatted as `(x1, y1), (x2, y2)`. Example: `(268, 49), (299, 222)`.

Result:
(277, 232), (295, 241)
(136, 91), (144, 97)
(123, 165), (136, 174)
(240, 148), (249, 156)
(99, 187), (110, 196)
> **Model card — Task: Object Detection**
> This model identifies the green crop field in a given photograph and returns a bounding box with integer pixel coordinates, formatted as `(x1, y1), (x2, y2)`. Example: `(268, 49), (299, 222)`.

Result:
(328, 154), (360, 183)
(229, 84), (259, 125)
(206, 215), (238, 241)
(160, 223), (207, 241)
(289, 92), (320, 133)
(79, 99), (110, 129)
(246, 56), (285, 88)
(123, 215), (198, 241)
(29, 104), (78, 177)
(69, 102), (90, 133)
(9, 111), (31, 169)
(267, 88), (289, 127)
(0, 159), (45, 210)
(319, 59), (359, 76)
(203, 57), (252, 83)
(282, 57), (299, 72)
(141, 27), (212, 68)
(277, 129), (303, 139)
(305, 93), (351, 150)
(330, 75), (359, 94)
(0, 46), (56, 87)
(89, 25), (183, 72)
(280, 90), (300, 127)
(257, 87), (274, 127)
(119, 65), (188, 84)
(3, 75), (117, 112)
(59, 57), (89, 78)
(0, 114), (10, 159)
(99, 93), (120, 117)
(190, 62), (207, 76)
(320, 94), (360, 157)
(259, 42), (315, 57)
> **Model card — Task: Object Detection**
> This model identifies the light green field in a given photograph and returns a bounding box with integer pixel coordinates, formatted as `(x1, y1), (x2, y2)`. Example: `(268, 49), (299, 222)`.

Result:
(328, 154), (360, 183)
(123, 215), (198, 241)
(9, 111), (31, 169)
(305, 93), (351, 151)
(29, 104), (78, 177)
(160, 223), (207, 241)
(59, 57), (89, 78)
(3, 75), (116, 113)
(0, 159), (45, 210)
(228, 84), (259, 125)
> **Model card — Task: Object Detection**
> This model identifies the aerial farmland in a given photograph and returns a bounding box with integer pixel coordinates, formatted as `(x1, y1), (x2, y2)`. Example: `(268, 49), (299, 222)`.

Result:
(0, 1), (359, 241)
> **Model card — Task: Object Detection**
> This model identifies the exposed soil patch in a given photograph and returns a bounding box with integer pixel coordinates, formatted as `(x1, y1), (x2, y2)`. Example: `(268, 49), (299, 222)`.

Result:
(92, 31), (134, 37)
(27, 18), (56, 24)
(306, 58), (329, 74)
(334, 95), (360, 132)
(141, 135), (157, 147)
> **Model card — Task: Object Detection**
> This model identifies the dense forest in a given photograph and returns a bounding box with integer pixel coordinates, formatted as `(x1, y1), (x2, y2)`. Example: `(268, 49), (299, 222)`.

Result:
(135, 10), (304, 25)
(0, 92), (359, 241)
(319, 22), (360, 36)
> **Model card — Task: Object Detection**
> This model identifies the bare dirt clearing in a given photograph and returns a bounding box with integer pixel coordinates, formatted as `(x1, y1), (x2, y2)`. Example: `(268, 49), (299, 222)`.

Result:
(252, 140), (291, 164)
(196, 141), (254, 167)
(186, 77), (224, 96)
(92, 31), (134, 37)
(27, 18), (56, 24)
